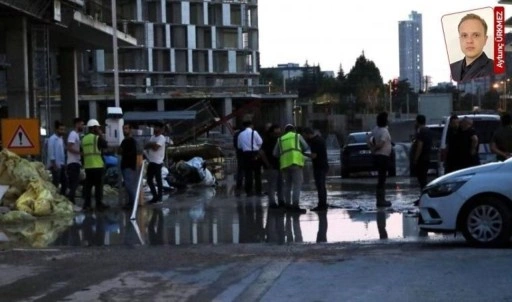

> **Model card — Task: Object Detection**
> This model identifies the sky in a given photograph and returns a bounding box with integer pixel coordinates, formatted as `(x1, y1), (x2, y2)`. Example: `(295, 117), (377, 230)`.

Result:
(258, 0), (510, 86)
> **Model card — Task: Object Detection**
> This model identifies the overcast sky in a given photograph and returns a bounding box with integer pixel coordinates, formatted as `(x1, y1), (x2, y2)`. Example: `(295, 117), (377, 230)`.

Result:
(258, 0), (509, 85)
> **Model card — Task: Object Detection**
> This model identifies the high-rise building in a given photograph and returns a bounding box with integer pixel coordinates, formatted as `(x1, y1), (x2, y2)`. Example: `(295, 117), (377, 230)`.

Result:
(399, 11), (423, 92)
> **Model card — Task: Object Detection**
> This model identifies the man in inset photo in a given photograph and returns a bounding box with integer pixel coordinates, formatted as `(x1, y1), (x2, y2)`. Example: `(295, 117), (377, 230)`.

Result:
(450, 13), (494, 82)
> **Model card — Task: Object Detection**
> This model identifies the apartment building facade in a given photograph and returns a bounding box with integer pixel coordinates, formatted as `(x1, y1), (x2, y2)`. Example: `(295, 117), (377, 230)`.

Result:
(78, 0), (293, 126)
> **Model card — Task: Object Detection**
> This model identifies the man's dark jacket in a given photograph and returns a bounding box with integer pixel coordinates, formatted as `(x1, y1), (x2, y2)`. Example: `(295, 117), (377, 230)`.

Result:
(450, 52), (494, 82)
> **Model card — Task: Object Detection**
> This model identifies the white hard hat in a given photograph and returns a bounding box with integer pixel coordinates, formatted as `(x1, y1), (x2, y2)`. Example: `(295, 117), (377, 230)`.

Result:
(86, 119), (100, 127)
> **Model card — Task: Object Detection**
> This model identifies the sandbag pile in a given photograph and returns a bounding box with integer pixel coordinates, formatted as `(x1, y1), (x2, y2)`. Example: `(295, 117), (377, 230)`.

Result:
(0, 149), (73, 217)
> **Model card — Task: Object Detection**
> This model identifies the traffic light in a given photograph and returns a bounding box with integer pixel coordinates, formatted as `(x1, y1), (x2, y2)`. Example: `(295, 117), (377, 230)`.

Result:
(391, 78), (399, 97)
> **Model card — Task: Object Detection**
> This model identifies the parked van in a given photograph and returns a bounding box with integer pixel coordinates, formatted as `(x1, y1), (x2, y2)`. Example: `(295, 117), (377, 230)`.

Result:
(439, 113), (501, 175)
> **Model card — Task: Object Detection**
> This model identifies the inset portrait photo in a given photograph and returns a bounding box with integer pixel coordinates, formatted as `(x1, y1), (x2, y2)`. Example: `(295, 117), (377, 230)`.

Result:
(442, 7), (494, 83)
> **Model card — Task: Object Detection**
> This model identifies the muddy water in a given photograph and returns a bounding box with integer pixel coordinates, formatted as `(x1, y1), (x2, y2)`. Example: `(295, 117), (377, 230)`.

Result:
(0, 162), (446, 248)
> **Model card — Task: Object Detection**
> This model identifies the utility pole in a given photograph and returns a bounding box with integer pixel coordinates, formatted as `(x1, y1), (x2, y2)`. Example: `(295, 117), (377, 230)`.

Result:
(111, 0), (120, 107)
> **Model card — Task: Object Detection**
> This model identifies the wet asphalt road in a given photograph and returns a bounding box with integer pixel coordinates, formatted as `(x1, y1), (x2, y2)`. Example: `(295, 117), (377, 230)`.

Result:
(2, 169), (512, 301)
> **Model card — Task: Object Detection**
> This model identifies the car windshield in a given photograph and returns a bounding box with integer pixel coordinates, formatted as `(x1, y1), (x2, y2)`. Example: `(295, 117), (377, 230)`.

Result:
(347, 133), (368, 144)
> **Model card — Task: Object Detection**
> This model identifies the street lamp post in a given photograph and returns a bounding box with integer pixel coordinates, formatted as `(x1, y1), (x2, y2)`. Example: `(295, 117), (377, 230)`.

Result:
(493, 79), (510, 112)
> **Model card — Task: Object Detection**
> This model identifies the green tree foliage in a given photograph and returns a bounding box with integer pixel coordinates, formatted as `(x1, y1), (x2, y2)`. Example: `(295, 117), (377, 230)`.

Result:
(392, 79), (418, 114)
(344, 53), (384, 113)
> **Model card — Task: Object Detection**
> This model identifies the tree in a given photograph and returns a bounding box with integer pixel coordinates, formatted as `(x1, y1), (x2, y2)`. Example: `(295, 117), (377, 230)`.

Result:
(345, 52), (384, 113)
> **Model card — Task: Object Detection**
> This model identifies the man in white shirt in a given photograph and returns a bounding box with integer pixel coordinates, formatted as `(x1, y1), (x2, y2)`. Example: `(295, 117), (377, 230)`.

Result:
(144, 121), (167, 204)
(66, 117), (84, 205)
(47, 120), (67, 195)
(237, 120), (263, 196)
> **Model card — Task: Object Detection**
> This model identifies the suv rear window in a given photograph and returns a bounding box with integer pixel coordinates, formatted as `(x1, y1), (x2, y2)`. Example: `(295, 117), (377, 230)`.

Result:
(347, 133), (368, 144)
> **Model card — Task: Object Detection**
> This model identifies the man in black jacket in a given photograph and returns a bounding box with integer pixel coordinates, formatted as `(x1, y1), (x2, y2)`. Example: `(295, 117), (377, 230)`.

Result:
(450, 13), (494, 82)
(260, 124), (284, 209)
(303, 128), (329, 211)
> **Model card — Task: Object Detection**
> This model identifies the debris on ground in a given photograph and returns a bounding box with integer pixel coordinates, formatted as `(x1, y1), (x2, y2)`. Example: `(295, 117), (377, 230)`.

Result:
(0, 149), (73, 218)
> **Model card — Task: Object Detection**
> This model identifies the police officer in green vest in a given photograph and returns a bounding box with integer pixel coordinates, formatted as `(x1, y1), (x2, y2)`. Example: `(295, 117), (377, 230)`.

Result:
(82, 119), (109, 211)
(273, 124), (311, 213)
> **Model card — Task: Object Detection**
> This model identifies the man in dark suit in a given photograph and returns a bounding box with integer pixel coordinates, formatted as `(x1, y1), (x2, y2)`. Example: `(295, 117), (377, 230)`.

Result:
(450, 13), (494, 82)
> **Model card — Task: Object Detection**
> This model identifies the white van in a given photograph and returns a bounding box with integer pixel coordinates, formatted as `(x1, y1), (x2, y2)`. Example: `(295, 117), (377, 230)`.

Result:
(439, 113), (501, 175)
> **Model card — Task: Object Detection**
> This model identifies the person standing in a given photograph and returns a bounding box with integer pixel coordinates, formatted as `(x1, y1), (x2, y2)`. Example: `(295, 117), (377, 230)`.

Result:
(444, 114), (460, 174)
(457, 117), (479, 169)
(491, 112), (512, 161)
(47, 120), (67, 195)
(233, 127), (244, 197)
(260, 124), (284, 209)
(368, 112), (393, 207)
(66, 117), (84, 206)
(119, 123), (139, 209)
(237, 120), (263, 197)
(412, 114), (433, 191)
(303, 127), (329, 211)
(82, 119), (109, 211)
(144, 121), (166, 204)
(273, 124), (311, 213)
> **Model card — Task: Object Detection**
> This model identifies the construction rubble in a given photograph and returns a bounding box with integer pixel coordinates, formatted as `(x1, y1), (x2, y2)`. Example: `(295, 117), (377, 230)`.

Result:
(0, 149), (74, 221)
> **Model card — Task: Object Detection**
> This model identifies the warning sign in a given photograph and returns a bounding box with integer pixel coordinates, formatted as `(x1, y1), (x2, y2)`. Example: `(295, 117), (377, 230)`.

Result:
(8, 126), (35, 148)
(1, 119), (41, 156)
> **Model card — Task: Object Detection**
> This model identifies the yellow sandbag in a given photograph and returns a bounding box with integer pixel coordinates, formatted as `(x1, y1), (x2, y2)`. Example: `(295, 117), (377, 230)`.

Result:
(53, 195), (73, 216)
(0, 149), (39, 190)
(30, 162), (51, 182)
(1, 187), (23, 208)
(15, 181), (53, 216)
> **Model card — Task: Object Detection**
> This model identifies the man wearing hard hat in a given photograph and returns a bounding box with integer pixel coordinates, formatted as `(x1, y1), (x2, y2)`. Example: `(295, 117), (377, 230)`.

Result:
(81, 119), (109, 211)
(273, 124), (311, 213)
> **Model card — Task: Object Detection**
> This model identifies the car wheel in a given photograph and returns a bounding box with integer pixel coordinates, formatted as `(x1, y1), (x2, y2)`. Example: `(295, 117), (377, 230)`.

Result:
(460, 197), (512, 247)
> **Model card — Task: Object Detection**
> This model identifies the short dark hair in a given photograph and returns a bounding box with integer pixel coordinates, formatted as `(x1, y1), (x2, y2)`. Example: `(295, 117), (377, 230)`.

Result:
(73, 117), (83, 125)
(242, 120), (253, 128)
(449, 114), (459, 122)
(501, 112), (511, 126)
(124, 123), (132, 129)
(284, 124), (295, 132)
(153, 121), (164, 128)
(416, 114), (426, 125)
(54, 120), (63, 129)
(458, 13), (488, 35)
(376, 112), (388, 127)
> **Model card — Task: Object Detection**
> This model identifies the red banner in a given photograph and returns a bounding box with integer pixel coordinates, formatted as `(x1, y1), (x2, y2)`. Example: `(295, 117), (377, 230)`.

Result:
(494, 6), (505, 74)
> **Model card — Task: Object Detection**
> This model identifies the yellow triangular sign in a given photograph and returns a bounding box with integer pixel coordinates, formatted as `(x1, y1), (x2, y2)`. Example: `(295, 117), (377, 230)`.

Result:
(8, 125), (35, 148)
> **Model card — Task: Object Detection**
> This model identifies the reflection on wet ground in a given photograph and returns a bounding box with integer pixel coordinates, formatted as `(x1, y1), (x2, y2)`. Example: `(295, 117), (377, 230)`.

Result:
(0, 171), (448, 248)
(0, 163), (448, 248)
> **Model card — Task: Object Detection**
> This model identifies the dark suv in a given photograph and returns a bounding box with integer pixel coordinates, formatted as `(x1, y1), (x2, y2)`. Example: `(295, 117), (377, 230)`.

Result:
(341, 132), (396, 178)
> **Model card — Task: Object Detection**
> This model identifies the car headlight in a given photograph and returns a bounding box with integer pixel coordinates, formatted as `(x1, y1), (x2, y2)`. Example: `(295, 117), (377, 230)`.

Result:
(424, 175), (473, 198)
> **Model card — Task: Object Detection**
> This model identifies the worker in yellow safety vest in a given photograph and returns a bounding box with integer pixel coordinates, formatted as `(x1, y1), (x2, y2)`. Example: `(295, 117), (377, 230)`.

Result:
(273, 124), (311, 213)
(81, 119), (109, 211)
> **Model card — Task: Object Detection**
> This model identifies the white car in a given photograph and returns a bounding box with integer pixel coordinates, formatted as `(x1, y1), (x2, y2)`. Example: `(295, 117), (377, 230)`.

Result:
(418, 159), (512, 247)
(439, 113), (500, 175)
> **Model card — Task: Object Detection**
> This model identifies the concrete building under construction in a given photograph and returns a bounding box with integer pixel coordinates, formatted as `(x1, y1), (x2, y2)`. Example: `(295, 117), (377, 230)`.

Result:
(0, 0), (295, 137)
